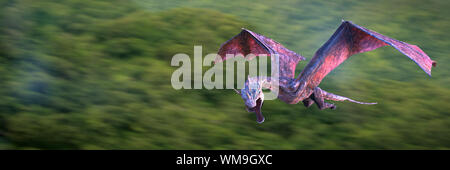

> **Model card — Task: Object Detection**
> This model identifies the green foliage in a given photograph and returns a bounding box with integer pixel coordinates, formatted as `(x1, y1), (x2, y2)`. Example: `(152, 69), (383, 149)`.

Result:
(0, 0), (448, 149)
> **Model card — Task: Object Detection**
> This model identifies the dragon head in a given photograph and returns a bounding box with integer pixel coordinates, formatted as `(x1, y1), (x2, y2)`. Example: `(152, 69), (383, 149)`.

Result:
(238, 77), (265, 124)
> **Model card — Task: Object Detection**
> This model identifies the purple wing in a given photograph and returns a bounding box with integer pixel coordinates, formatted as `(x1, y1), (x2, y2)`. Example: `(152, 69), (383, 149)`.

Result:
(297, 21), (436, 88)
(217, 29), (306, 78)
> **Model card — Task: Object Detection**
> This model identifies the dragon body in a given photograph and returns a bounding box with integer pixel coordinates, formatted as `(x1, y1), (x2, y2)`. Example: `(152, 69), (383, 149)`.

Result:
(216, 21), (436, 123)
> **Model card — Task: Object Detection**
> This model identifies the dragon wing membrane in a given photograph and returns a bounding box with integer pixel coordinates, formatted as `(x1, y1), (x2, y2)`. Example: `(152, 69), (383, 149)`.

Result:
(216, 29), (306, 78)
(297, 21), (436, 88)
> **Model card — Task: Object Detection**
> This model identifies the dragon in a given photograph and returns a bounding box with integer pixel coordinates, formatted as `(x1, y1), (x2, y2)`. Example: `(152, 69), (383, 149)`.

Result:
(216, 20), (436, 123)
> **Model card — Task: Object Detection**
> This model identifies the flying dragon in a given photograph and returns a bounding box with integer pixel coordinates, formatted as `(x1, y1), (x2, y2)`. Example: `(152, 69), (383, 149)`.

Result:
(216, 20), (436, 123)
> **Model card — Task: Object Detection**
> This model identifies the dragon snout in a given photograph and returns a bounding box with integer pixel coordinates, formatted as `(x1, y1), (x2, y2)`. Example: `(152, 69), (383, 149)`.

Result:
(244, 98), (265, 124)
(245, 100), (257, 110)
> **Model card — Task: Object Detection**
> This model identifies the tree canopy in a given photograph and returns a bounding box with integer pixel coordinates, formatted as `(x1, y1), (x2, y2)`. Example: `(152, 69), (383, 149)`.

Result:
(0, 0), (448, 149)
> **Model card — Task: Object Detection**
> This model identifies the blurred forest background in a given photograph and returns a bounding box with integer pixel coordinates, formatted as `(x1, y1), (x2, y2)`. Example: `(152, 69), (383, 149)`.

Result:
(0, 0), (448, 149)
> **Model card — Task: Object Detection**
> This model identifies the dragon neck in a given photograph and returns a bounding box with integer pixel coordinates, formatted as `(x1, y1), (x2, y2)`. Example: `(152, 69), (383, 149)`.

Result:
(246, 76), (278, 92)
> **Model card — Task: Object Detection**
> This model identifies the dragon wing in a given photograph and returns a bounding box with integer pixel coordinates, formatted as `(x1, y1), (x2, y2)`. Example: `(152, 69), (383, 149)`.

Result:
(216, 28), (306, 78)
(296, 20), (436, 88)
